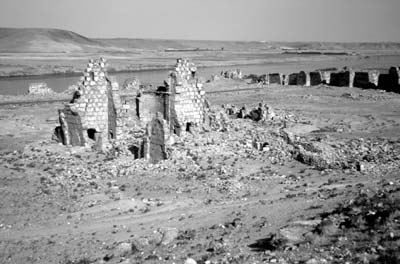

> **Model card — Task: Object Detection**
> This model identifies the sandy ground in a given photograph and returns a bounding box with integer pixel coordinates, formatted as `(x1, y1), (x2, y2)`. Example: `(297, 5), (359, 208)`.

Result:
(0, 76), (399, 263)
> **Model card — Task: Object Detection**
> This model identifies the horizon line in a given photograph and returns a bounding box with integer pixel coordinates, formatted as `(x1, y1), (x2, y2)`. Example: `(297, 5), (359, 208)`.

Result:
(2, 26), (400, 44)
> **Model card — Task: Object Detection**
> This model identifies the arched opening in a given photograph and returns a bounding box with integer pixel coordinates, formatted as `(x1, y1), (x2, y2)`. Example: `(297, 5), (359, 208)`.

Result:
(186, 122), (193, 132)
(128, 145), (140, 159)
(87, 128), (97, 141)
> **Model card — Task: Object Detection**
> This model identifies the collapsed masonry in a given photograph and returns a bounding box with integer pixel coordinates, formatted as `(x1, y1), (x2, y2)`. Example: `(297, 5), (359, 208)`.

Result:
(221, 69), (243, 79)
(28, 82), (55, 95)
(55, 58), (209, 163)
(257, 67), (400, 92)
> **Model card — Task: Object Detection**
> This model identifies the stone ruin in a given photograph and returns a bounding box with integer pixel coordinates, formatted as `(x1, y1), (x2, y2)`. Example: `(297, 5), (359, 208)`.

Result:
(55, 58), (209, 163)
(169, 58), (208, 133)
(221, 69), (243, 79)
(223, 102), (276, 122)
(55, 58), (121, 150)
(28, 82), (54, 95)
(251, 66), (400, 92)
(143, 114), (170, 164)
(122, 77), (141, 91)
(264, 73), (284, 85)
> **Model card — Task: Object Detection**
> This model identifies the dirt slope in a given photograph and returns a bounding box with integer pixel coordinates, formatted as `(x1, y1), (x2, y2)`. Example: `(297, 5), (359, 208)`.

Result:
(0, 28), (120, 53)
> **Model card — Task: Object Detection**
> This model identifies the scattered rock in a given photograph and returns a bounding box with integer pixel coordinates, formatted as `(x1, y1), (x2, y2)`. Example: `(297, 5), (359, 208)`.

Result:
(114, 242), (136, 257)
(184, 257), (197, 264)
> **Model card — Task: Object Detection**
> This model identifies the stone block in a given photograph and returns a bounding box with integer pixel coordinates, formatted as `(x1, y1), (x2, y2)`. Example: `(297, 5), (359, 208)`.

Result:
(378, 68), (399, 92)
(309, 72), (322, 86)
(288, 73), (298, 85)
(353, 72), (373, 89)
(269, 73), (281, 84)
(330, 71), (350, 87)
(297, 71), (307, 86)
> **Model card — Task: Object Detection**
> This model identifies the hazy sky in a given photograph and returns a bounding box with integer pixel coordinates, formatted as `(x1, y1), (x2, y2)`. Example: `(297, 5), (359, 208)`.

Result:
(0, 0), (399, 42)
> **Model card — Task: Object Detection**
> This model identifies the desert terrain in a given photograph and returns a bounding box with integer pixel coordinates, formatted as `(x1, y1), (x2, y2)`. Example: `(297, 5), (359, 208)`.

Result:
(0, 28), (399, 264)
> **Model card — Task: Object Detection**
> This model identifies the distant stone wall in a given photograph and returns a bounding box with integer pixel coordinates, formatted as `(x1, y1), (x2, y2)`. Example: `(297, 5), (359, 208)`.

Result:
(297, 71), (307, 86)
(321, 71), (331, 84)
(309, 72), (322, 86)
(353, 72), (371, 89)
(267, 73), (282, 85)
(261, 66), (400, 92)
(369, 71), (380, 87)
(330, 71), (350, 87)
(378, 67), (399, 93)
(288, 73), (298, 85)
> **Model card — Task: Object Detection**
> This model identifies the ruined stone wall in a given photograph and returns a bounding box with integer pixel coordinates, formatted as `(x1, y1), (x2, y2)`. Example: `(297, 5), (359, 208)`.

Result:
(58, 58), (124, 148)
(59, 107), (85, 146)
(69, 59), (111, 141)
(117, 95), (138, 133)
(353, 72), (371, 89)
(143, 115), (171, 163)
(369, 70), (380, 87)
(378, 67), (400, 93)
(297, 71), (307, 86)
(169, 59), (207, 130)
(309, 72), (322, 86)
(321, 71), (331, 84)
(137, 92), (168, 124)
(288, 73), (298, 85)
(330, 71), (350, 87)
(268, 73), (282, 85)
(261, 66), (400, 92)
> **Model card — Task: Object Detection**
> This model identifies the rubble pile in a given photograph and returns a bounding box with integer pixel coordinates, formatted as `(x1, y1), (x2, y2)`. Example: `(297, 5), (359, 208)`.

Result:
(28, 82), (55, 95)
(287, 133), (400, 172)
(222, 102), (277, 122)
(220, 69), (243, 79)
(249, 180), (400, 263)
(244, 74), (267, 84)
(122, 77), (141, 92)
